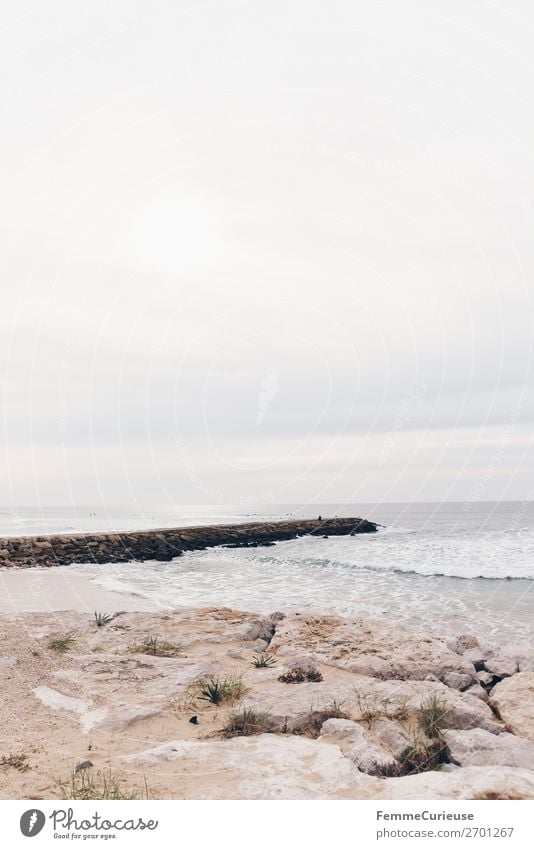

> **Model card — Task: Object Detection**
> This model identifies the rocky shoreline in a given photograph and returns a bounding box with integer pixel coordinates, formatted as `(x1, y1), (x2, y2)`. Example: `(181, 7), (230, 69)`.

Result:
(1, 605), (533, 800)
(0, 517), (377, 568)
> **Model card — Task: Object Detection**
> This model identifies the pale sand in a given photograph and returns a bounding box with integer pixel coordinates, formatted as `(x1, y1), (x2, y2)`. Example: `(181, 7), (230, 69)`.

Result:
(0, 568), (157, 614)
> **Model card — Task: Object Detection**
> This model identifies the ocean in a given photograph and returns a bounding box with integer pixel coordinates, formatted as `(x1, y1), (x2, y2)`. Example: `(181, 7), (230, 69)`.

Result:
(1, 502), (533, 645)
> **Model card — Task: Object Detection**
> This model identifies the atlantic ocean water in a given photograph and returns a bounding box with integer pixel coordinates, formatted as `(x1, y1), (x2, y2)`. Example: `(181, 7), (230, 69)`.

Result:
(1, 502), (533, 645)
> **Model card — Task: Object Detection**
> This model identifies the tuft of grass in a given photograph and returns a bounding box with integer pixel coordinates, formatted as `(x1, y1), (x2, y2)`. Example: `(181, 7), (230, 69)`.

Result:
(251, 652), (277, 668)
(278, 666), (323, 684)
(222, 706), (271, 737)
(196, 674), (249, 705)
(94, 611), (113, 627)
(48, 632), (76, 654)
(59, 767), (153, 800)
(397, 734), (447, 775)
(325, 698), (348, 718)
(354, 693), (410, 724)
(130, 636), (182, 657)
(390, 695), (450, 776)
(391, 697), (410, 721)
(306, 668), (324, 682)
(416, 695), (450, 739)
(0, 753), (29, 772)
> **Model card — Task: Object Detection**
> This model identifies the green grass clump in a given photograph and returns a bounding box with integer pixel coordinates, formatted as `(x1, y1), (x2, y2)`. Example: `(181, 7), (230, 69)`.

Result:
(278, 666), (323, 683)
(60, 767), (153, 800)
(130, 636), (182, 657)
(397, 735), (447, 775)
(354, 693), (410, 723)
(222, 706), (271, 737)
(324, 698), (348, 718)
(251, 652), (277, 668)
(94, 611), (113, 627)
(0, 753), (29, 772)
(416, 695), (450, 739)
(393, 695), (450, 776)
(196, 674), (249, 705)
(48, 632), (76, 654)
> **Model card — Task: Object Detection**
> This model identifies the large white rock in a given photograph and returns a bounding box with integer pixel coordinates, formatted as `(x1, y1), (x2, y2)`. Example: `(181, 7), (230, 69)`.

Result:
(380, 766), (534, 799)
(81, 702), (164, 733)
(485, 655), (519, 678)
(320, 719), (397, 775)
(489, 672), (534, 741)
(270, 614), (476, 688)
(485, 648), (534, 677)
(33, 685), (90, 715)
(372, 718), (411, 758)
(350, 678), (502, 734)
(122, 734), (371, 799)
(462, 683), (488, 701)
(446, 698), (501, 734)
(247, 675), (503, 738)
(445, 728), (534, 768)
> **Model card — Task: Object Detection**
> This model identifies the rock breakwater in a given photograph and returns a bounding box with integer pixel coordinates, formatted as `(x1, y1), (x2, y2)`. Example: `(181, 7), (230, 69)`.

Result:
(0, 516), (377, 568)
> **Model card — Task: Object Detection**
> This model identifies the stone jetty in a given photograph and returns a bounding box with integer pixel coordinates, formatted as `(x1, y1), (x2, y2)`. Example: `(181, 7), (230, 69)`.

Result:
(0, 516), (377, 568)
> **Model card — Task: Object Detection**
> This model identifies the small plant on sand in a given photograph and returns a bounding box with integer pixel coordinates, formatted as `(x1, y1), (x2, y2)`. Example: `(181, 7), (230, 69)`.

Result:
(278, 665), (323, 684)
(94, 611), (113, 627)
(279, 667), (306, 683)
(251, 652), (277, 668)
(325, 698), (348, 719)
(222, 706), (271, 737)
(389, 696), (410, 721)
(416, 695), (450, 739)
(306, 667), (324, 682)
(196, 674), (250, 705)
(48, 632), (76, 654)
(130, 636), (182, 657)
(0, 753), (29, 772)
(354, 693), (410, 724)
(59, 767), (153, 800)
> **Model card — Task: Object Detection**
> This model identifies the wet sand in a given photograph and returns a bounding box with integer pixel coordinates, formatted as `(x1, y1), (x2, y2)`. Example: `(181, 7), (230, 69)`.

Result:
(0, 568), (158, 614)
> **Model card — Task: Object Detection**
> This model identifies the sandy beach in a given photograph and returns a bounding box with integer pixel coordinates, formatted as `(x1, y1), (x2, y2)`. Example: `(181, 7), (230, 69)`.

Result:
(1, 568), (534, 801)
(0, 569), (158, 615)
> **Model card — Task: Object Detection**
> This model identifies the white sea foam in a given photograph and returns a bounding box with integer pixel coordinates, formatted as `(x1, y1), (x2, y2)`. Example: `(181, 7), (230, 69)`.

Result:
(11, 502), (534, 645)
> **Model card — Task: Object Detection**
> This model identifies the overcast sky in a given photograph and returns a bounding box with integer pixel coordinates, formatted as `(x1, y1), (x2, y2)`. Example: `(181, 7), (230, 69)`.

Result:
(1, 0), (534, 507)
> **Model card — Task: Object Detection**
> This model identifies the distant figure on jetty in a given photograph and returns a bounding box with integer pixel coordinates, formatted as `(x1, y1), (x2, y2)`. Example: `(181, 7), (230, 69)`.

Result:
(318, 515), (322, 521)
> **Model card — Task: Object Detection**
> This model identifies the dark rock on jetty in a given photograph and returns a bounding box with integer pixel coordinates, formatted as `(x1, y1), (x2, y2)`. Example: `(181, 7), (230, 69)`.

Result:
(0, 517), (377, 569)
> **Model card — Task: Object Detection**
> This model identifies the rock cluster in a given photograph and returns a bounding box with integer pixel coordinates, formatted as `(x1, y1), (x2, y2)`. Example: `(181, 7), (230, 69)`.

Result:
(1, 606), (532, 800)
